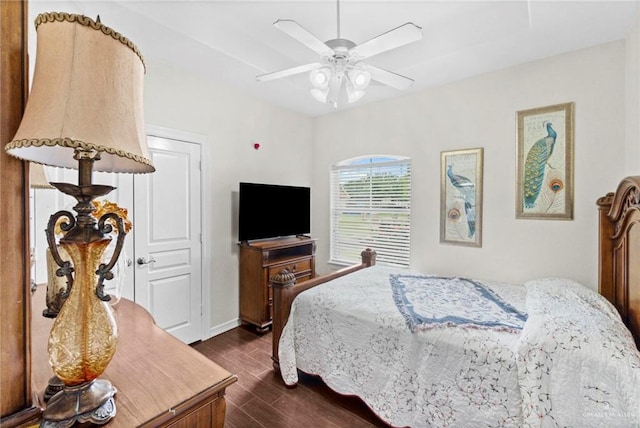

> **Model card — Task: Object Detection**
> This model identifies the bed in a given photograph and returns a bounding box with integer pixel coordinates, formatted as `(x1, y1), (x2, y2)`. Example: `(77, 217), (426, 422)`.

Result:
(269, 176), (640, 428)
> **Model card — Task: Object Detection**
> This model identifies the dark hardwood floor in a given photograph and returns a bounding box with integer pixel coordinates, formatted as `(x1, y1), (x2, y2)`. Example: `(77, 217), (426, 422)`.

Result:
(192, 325), (391, 428)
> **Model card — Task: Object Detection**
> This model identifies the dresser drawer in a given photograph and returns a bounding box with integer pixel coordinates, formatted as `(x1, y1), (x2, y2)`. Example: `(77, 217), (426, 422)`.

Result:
(268, 258), (312, 280)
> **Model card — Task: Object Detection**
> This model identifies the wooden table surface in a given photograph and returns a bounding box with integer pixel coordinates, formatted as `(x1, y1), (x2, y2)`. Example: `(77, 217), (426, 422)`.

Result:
(31, 285), (237, 427)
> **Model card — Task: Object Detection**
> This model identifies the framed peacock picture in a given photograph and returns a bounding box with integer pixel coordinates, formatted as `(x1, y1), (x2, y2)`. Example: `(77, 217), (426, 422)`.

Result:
(516, 102), (574, 220)
(440, 147), (483, 247)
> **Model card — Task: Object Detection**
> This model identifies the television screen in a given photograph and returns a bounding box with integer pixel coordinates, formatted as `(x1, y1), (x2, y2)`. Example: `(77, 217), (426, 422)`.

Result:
(238, 182), (311, 242)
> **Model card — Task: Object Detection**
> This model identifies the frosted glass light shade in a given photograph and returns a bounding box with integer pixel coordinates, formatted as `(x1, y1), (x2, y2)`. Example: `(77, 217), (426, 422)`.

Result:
(5, 13), (154, 174)
(310, 88), (329, 103)
(346, 83), (366, 103)
(312, 71), (327, 85)
(310, 67), (332, 89)
(348, 68), (371, 90)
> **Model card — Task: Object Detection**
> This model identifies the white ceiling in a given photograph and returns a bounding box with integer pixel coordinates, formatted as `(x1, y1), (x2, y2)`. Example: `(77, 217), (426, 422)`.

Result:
(29, 1), (639, 117)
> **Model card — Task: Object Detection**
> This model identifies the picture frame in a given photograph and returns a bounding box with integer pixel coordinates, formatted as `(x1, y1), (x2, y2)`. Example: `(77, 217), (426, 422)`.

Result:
(516, 102), (574, 219)
(440, 147), (483, 247)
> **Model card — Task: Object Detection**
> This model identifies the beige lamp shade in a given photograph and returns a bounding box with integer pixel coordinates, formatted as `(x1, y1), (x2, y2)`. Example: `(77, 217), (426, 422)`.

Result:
(29, 163), (54, 189)
(5, 13), (154, 174)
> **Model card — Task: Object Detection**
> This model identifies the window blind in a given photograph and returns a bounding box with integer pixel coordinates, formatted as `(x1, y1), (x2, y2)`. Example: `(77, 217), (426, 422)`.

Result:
(330, 157), (411, 267)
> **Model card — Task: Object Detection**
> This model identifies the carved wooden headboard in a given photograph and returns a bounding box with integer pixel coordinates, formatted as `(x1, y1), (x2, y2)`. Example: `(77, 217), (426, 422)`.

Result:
(598, 176), (640, 349)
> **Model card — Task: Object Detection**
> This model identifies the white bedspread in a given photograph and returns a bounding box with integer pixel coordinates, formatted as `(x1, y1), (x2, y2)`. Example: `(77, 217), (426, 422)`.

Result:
(278, 266), (640, 428)
(518, 278), (640, 427)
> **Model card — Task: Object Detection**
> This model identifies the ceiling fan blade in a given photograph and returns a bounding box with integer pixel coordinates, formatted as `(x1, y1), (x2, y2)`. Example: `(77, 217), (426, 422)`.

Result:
(359, 63), (414, 90)
(274, 19), (335, 57)
(350, 22), (422, 60)
(256, 62), (321, 82)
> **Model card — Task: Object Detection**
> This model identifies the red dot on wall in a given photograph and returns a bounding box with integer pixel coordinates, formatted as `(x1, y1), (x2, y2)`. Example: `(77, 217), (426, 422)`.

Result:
(254, 143), (260, 150)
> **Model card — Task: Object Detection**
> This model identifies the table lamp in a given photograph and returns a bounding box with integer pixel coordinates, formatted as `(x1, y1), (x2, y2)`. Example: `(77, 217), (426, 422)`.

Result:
(5, 12), (154, 426)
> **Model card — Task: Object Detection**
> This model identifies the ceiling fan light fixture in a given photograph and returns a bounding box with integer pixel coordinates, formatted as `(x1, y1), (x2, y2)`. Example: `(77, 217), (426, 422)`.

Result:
(346, 81), (366, 103)
(257, 0), (422, 109)
(310, 87), (329, 103)
(348, 68), (371, 90)
(310, 67), (332, 88)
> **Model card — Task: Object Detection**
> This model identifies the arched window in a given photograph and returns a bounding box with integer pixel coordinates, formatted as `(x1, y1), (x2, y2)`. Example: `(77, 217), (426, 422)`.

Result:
(330, 155), (411, 267)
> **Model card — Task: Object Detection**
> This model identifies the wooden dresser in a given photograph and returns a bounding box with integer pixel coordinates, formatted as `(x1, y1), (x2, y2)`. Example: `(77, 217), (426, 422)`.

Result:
(239, 237), (316, 333)
(31, 286), (237, 427)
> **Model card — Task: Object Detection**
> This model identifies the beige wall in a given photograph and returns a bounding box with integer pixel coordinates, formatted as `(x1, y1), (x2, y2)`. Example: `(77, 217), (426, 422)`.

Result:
(312, 41), (627, 289)
(143, 57), (314, 335)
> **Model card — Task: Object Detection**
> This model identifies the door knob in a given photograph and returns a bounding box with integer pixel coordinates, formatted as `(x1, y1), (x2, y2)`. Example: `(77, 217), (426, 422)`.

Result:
(137, 256), (156, 266)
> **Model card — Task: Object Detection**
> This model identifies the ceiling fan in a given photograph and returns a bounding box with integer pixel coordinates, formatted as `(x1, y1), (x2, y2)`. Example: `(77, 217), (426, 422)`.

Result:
(256, 0), (423, 108)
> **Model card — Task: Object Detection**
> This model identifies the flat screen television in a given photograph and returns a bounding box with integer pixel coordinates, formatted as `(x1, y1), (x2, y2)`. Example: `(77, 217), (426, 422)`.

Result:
(238, 182), (311, 242)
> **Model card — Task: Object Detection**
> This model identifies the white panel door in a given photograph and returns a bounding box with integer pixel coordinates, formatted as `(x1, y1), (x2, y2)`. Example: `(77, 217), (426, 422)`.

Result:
(133, 135), (202, 344)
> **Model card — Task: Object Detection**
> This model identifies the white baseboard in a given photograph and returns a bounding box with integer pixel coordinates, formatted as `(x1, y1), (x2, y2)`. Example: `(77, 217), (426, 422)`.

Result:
(205, 318), (242, 340)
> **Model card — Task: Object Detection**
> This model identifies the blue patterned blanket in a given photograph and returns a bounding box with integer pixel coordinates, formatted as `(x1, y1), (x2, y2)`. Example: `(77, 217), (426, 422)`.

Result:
(390, 274), (527, 332)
